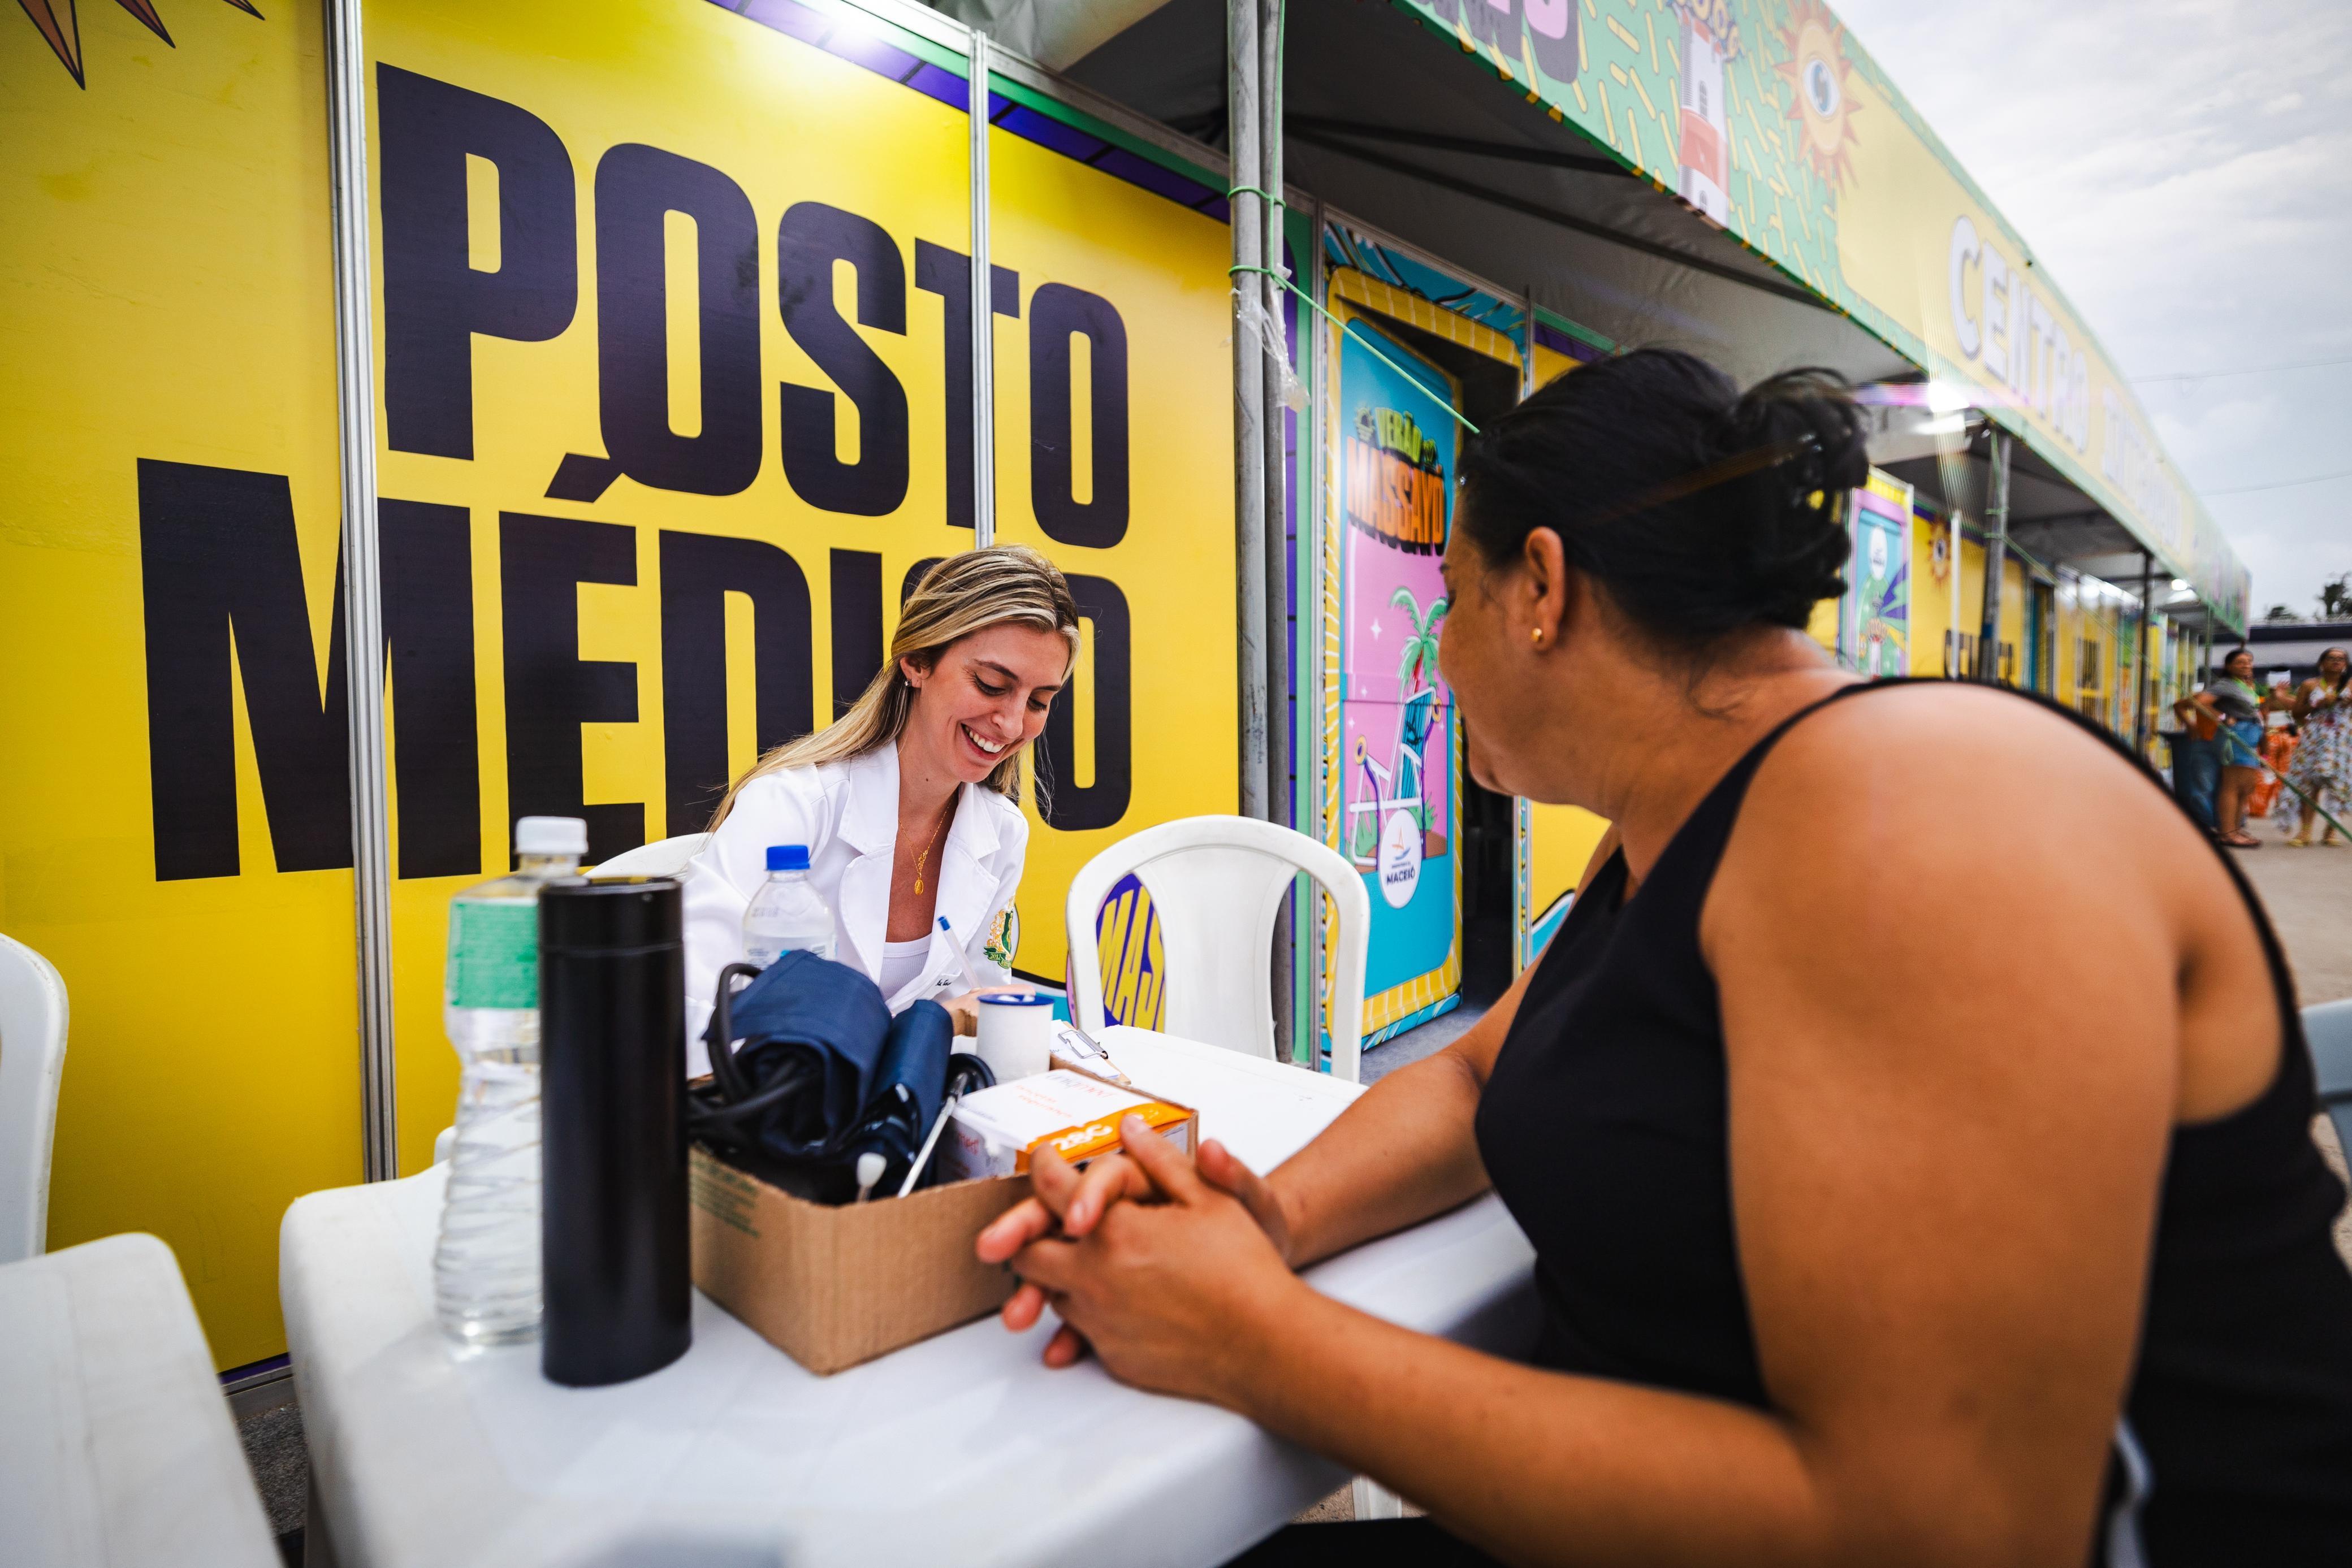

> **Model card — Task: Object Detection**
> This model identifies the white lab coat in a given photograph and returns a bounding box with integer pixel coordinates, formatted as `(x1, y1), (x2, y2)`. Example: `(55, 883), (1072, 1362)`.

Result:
(679, 743), (1028, 1076)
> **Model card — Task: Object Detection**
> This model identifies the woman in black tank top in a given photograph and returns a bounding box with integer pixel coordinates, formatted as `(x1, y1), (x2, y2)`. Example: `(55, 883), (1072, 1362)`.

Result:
(979, 350), (2352, 1566)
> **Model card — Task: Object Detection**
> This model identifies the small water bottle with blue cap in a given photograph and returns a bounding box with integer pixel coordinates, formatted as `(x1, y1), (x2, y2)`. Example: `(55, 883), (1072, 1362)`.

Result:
(743, 844), (835, 968)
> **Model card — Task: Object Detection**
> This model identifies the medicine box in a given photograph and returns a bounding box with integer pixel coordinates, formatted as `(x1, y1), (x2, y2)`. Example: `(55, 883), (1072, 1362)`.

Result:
(938, 1069), (1199, 1181)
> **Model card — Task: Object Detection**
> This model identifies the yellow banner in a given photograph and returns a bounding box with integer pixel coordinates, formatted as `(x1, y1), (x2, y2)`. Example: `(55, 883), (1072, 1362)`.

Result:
(4, 0), (1235, 1367)
(2, 1), (358, 1369)
(1831, 68), (2245, 626)
(364, 0), (1239, 1167)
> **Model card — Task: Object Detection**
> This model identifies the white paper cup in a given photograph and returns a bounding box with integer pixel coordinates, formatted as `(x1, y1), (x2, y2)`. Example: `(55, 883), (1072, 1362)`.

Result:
(974, 993), (1057, 1081)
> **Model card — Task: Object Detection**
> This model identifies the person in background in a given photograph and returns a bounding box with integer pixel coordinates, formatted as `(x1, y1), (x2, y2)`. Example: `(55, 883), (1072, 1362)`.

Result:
(2167, 687), (2221, 832)
(2287, 646), (2352, 848)
(2270, 674), (2302, 731)
(2249, 677), (2297, 824)
(980, 351), (2352, 1566)
(676, 545), (1077, 1075)
(2186, 647), (2270, 848)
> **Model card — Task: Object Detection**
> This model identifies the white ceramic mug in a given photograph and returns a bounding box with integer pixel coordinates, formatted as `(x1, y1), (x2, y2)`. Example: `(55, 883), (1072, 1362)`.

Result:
(974, 993), (1057, 1081)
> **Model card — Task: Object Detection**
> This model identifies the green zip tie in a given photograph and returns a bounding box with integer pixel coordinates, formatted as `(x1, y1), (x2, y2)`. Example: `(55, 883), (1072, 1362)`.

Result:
(1227, 184), (1286, 209)
(1231, 263), (1481, 434)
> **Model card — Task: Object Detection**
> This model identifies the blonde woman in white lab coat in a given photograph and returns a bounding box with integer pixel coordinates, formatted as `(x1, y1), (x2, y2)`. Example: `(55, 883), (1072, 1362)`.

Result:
(679, 545), (1079, 1074)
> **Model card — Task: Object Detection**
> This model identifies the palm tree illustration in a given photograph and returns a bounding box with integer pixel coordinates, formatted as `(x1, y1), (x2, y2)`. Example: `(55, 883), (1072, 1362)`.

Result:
(1391, 586), (1447, 831)
(1393, 585), (1446, 695)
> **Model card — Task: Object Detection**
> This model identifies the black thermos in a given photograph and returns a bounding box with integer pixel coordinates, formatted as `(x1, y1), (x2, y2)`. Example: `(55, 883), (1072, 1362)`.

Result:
(539, 875), (691, 1387)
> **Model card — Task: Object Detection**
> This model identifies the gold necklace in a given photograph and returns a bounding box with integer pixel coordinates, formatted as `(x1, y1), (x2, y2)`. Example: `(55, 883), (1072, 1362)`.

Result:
(912, 792), (956, 895)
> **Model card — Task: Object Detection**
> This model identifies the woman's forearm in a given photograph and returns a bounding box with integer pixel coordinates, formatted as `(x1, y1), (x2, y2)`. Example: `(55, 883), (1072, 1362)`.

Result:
(1236, 1289), (1831, 1568)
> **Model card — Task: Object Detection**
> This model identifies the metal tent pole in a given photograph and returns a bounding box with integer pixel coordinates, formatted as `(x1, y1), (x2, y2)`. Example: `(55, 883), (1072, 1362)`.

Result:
(969, 27), (995, 547)
(1514, 288), (1537, 974)
(1975, 432), (2012, 684)
(1305, 194), (1332, 1066)
(1229, 0), (1270, 822)
(1255, 0), (1293, 1063)
(2133, 551), (2155, 760)
(1948, 510), (1964, 678)
(326, 0), (397, 1182)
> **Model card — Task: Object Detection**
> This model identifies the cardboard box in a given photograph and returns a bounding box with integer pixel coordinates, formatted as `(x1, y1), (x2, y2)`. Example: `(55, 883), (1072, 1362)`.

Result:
(688, 1148), (1030, 1375)
(686, 1063), (1199, 1376)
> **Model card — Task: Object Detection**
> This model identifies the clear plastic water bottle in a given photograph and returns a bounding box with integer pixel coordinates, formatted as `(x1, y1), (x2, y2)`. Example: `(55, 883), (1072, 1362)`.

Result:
(434, 815), (585, 1349)
(743, 844), (836, 967)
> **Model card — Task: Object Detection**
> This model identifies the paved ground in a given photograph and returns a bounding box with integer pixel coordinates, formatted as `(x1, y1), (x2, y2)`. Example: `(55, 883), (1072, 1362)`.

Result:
(2234, 824), (2352, 1006)
(2226, 834), (2352, 1258)
(1361, 998), (1485, 1084)
(229, 1376), (306, 1563)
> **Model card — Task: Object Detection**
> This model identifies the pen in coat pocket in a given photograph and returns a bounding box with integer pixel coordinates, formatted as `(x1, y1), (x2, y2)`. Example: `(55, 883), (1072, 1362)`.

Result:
(937, 915), (988, 994)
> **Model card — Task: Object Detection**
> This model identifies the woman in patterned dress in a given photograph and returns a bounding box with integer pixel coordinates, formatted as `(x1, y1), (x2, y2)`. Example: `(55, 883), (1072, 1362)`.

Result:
(2287, 646), (2352, 847)
(2197, 648), (2271, 848)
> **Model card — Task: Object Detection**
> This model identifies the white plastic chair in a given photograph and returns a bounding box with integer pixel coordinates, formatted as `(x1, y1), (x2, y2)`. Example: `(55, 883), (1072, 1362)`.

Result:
(590, 831), (710, 878)
(2303, 998), (2352, 1161)
(1065, 815), (1370, 1082)
(0, 932), (69, 1264)
(0, 1233), (278, 1566)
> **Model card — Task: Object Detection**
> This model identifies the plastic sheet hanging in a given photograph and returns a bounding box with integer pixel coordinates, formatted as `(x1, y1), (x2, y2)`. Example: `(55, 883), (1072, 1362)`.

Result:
(1235, 279), (1312, 414)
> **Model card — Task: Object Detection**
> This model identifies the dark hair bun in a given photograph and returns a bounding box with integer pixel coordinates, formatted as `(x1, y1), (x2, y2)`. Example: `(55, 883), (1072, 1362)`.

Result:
(1456, 349), (1870, 646)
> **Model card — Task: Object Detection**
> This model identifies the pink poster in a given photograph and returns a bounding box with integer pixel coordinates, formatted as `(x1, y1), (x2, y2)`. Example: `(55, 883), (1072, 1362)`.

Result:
(1334, 323), (1459, 1012)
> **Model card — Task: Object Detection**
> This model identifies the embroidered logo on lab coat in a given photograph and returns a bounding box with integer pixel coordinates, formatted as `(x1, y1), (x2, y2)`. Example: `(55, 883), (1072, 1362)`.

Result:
(983, 906), (1019, 968)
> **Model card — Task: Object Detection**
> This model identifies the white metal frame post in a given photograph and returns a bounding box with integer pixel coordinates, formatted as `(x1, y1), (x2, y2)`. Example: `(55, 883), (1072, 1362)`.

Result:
(1229, 0), (1270, 824)
(326, 0), (397, 1181)
(1301, 196), (1328, 1064)
(1976, 431), (2013, 683)
(969, 27), (996, 547)
(2133, 550), (2155, 759)
(1949, 509), (1964, 679)
(1257, 0), (1287, 829)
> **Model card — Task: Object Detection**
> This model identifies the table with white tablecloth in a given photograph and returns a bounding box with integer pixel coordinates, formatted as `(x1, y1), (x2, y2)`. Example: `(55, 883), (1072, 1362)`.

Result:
(282, 1026), (1536, 1568)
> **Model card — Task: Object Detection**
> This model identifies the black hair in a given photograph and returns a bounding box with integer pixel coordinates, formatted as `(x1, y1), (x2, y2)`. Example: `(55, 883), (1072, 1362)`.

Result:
(1454, 348), (1870, 648)
(2224, 647), (2254, 669)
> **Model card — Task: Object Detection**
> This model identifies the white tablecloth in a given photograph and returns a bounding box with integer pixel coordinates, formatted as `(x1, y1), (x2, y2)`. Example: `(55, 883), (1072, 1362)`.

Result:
(282, 1028), (1536, 1568)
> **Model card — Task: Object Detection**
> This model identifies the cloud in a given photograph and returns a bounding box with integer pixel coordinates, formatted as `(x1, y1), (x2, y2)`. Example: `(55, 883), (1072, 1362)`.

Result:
(1837, 0), (2352, 613)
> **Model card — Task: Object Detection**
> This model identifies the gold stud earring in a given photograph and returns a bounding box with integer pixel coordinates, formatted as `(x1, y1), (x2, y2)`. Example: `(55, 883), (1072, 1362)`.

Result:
(1531, 627), (1546, 646)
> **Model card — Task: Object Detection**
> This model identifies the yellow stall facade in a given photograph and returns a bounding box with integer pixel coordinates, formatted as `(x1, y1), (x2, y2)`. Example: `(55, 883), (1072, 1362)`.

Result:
(3, 0), (2249, 1374)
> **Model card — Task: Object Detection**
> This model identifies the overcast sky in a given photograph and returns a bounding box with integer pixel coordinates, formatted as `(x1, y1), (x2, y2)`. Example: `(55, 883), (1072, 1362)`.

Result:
(1835, 0), (2352, 621)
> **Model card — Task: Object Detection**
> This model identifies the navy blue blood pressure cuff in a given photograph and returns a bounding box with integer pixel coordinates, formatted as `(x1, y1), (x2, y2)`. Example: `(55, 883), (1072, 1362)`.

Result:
(697, 950), (959, 1188)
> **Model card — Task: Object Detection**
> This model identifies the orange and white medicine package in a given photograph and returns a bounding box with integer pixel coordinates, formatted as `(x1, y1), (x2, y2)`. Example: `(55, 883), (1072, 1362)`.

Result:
(939, 1069), (1196, 1181)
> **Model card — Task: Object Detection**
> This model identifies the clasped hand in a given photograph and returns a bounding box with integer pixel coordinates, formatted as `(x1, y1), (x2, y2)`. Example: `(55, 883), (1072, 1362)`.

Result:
(972, 1117), (1304, 1409)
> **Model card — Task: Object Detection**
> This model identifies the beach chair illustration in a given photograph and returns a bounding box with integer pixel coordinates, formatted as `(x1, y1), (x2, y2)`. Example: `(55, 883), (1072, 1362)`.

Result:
(1348, 687), (1437, 867)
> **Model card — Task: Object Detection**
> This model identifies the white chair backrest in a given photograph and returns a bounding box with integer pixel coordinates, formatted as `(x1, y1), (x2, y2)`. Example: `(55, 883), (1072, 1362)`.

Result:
(0, 1233), (278, 1565)
(591, 832), (710, 880)
(2302, 998), (2352, 1162)
(1065, 816), (1370, 1082)
(0, 933), (70, 1263)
